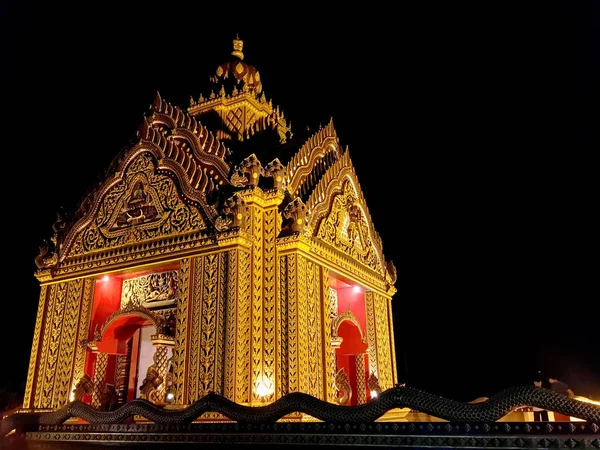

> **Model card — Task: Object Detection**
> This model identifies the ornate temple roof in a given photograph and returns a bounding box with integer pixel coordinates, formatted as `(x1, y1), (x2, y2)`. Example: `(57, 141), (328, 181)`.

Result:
(210, 35), (263, 93)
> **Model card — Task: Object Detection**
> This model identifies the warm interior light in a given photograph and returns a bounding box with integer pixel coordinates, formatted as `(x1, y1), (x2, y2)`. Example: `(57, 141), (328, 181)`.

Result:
(353, 285), (362, 293)
(166, 392), (175, 402)
(370, 390), (378, 399)
(255, 380), (274, 397)
(102, 275), (110, 282)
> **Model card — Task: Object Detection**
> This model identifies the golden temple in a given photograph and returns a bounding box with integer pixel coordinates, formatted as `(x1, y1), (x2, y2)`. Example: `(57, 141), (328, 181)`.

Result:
(23, 36), (399, 415)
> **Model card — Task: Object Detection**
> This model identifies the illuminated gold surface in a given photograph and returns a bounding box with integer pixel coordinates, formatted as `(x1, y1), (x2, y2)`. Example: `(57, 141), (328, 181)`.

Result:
(24, 38), (397, 413)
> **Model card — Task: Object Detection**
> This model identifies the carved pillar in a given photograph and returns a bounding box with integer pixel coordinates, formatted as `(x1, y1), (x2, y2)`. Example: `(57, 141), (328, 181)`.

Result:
(115, 339), (132, 406)
(277, 235), (328, 402)
(146, 345), (171, 404)
(355, 353), (367, 405)
(91, 352), (108, 408)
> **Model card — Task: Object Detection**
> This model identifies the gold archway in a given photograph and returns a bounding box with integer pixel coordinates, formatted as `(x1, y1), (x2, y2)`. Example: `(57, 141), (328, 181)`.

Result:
(332, 309), (366, 344)
(99, 303), (165, 339)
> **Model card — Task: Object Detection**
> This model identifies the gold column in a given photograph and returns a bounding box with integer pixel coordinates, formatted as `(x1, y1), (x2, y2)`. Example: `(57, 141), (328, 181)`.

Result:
(321, 267), (337, 403)
(262, 207), (277, 402)
(373, 293), (393, 390)
(224, 250), (237, 400)
(387, 298), (398, 386)
(286, 254), (298, 393)
(149, 345), (170, 404)
(71, 279), (94, 400)
(53, 279), (84, 408)
(91, 352), (108, 409)
(235, 249), (252, 403)
(172, 257), (191, 405)
(365, 291), (378, 379)
(276, 255), (288, 398)
(23, 285), (48, 409)
(115, 340), (132, 406)
(297, 255), (309, 394)
(250, 205), (263, 402)
(38, 283), (67, 409)
(186, 252), (228, 403)
(356, 353), (367, 404)
(306, 259), (321, 398)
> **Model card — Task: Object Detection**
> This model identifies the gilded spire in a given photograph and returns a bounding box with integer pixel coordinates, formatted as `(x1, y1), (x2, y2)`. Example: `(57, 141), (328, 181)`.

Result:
(232, 34), (244, 60)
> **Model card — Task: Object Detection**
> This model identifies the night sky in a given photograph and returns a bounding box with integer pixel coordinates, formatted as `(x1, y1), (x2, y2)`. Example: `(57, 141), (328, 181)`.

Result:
(3, 2), (598, 403)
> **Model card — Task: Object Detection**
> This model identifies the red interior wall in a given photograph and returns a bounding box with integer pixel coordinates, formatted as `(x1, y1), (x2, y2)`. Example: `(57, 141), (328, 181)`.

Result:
(336, 286), (366, 331)
(84, 276), (123, 389)
(89, 276), (123, 341)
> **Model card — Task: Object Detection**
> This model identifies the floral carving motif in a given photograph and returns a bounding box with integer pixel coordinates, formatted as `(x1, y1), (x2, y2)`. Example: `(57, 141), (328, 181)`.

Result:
(67, 154), (206, 257)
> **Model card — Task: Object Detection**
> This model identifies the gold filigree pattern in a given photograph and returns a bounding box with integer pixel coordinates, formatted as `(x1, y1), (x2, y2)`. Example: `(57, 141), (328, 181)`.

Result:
(316, 181), (380, 272)
(24, 285), (48, 409)
(199, 254), (218, 396)
(262, 208), (276, 402)
(224, 250), (236, 400)
(188, 257), (202, 403)
(92, 353), (108, 409)
(307, 260), (318, 397)
(41, 283), (67, 408)
(33, 284), (55, 408)
(173, 258), (190, 405)
(251, 206), (263, 402)
(115, 351), (129, 404)
(53, 279), (83, 407)
(215, 252), (227, 395)
(64, 153), (207, 259)
(374, 293), (393, 390)
(100, 304), (165, 339)
(297, 255), (308, 394)
(121, 270), (179, 309)
(284, 120), (342, 194)
(387, 299), (398, 386)
(333, 309), (366, 344)
(287, 255), (298, 392)
(72, 279), (94, 398)
(25, 45), (401, 416)
(356, 354), (367, 405)
(306, 150), (386, 274)
(236, 250), (251, 403)
(277, 255), (288, 398)
(323, 271), (337, 403)
(365, 291), (378, 379)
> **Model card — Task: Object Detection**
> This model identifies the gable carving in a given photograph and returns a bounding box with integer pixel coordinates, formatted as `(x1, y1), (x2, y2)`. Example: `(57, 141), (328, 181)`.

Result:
(62, 152), (207, 258)
(313, 178), (385, 275)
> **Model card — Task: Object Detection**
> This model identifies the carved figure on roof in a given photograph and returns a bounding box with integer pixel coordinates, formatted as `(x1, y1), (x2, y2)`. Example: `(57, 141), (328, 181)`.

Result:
(215, 194), (248, 231)
(281, 198), (308, 236)
(264, 158), (285, 189)
(35, 239), (57, 270)
(230, 153), (264, 188)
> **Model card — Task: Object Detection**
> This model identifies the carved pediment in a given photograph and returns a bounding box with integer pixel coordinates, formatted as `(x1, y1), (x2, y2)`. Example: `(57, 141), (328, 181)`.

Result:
(61, 152), (208, 259)
(306, 152), (386, 276)
(314, 180), (384, 274)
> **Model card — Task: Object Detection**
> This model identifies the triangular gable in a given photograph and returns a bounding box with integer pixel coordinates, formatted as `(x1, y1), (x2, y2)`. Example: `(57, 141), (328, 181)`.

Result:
(60, 150), (209, 260)
(306, 151), (386, 276)
(59, 93), (233, 262)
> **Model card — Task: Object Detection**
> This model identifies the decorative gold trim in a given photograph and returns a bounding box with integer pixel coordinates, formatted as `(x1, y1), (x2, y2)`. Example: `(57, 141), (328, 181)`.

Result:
(100, 304), (165, 339)
(332, 309), (366, 344)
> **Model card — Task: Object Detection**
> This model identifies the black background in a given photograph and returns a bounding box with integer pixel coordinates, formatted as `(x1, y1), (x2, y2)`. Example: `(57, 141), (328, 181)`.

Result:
(2, 1), (598, 402)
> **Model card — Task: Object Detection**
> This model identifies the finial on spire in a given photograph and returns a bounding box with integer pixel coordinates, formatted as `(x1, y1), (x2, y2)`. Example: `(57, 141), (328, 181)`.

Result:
(232, 34), (244, 60)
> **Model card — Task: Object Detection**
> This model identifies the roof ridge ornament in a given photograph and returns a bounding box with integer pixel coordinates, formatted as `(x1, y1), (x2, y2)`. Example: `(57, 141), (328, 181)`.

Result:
(232, 34), (244, 60)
